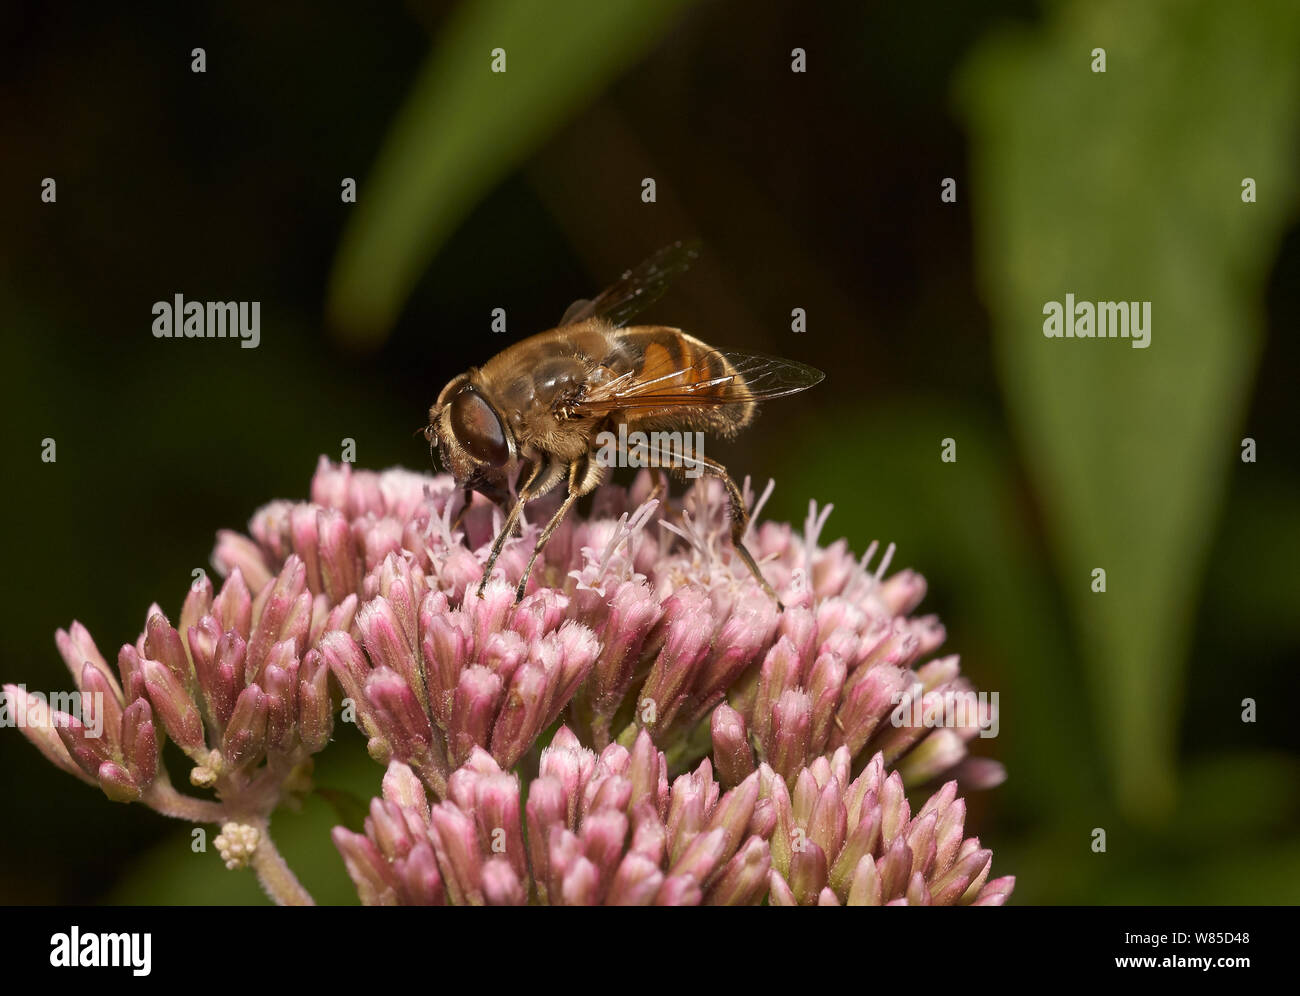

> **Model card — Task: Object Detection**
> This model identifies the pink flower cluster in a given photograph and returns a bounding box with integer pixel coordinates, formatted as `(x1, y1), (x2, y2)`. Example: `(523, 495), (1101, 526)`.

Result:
(9, 458), (1012, 905)
(215, 460), (1003, 795)
(5, 558), (339, 819)
(334, 726), (1012, 906)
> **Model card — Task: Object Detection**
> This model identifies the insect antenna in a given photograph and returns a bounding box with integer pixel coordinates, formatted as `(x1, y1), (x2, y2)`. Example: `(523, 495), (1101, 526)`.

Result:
(415, 423), (441, 471)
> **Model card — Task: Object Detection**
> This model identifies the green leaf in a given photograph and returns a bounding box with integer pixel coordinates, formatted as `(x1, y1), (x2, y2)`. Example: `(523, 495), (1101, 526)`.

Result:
(956, 0), (1300, 821)
(327, 0), (693, 347)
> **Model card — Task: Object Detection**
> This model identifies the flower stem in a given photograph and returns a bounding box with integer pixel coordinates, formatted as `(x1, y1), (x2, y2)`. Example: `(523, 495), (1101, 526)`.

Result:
(249, 817), (316, 906)
(143, 781), (226, 824)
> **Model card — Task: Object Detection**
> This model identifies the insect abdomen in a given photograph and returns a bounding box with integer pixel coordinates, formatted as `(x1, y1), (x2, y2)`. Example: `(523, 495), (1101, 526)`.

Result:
(608, 325), (755, 437)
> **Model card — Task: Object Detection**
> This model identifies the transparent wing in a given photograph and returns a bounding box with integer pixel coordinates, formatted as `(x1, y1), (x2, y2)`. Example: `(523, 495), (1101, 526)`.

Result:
(570, 347), (825, 415)
(559, 239), (703, 328)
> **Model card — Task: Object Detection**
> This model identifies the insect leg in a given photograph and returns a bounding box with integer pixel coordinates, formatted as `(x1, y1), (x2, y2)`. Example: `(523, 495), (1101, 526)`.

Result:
(477, 461), (548, 598)
(450, 487), (474, 532)
(617, 429), (668, 507)
(647, 466), (667, 506)
(693, 454), (784, 610)
(514, 459), (589, 603)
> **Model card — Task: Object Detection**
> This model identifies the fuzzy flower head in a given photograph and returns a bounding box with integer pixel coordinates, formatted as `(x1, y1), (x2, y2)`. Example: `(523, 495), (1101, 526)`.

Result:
(214, 459), (1003, 798)
(9, 457), (1010, 905)
(6, 557), (341, 818)
(333, 728), (1012, 906)
(333, 726), (776, 906)
(763, 749), (1014, 906)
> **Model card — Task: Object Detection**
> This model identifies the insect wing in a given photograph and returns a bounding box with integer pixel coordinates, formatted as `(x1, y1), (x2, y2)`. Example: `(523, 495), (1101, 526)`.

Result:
(559, 240), (702, 327)
(570, 347), (824, 415)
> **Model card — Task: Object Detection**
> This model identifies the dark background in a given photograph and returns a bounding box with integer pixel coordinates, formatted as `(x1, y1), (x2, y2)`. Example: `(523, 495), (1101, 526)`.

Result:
(2, 0), (1297, 903)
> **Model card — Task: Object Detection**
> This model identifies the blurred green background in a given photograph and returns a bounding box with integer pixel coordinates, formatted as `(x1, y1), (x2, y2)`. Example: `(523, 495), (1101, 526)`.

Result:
(2, 0), (1298, 904)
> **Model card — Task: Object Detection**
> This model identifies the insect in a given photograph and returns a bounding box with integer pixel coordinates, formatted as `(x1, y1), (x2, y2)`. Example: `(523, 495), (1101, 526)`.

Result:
(424, 241), (824, 608)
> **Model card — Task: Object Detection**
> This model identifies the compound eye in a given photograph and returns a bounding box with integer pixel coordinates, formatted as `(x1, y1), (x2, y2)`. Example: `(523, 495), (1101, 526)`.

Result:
(449, 389), (509, 466)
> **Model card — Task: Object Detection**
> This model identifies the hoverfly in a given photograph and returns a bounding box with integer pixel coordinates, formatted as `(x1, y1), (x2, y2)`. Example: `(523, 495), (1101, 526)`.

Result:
(424, 241), (824, 608)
